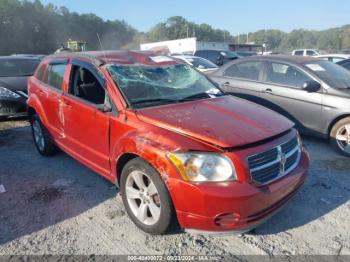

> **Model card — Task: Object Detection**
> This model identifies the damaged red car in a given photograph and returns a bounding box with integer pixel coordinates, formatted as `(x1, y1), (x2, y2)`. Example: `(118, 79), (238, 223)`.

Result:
(27, 51), (309, 235)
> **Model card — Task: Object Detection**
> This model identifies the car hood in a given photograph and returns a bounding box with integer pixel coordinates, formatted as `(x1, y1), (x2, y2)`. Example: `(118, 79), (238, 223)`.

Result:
(0, 76), (29, 91)
(135, 96), (294, 149)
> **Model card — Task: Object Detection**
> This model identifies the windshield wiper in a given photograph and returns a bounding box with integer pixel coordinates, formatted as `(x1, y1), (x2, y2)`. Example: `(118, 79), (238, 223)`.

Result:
(179, 92), (223, 102)
(131, 98), (178, 106)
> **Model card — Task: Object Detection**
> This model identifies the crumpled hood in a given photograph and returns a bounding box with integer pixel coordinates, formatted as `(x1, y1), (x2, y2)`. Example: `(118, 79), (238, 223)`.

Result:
(0, 76), (29, 91)
(135, 96), (294, 148)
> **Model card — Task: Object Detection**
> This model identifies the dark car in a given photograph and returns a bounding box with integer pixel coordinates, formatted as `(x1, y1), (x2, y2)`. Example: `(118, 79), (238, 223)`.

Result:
(0, 56), (40, 119)
(210, 55), (350, 156)
(194, 50), (240, 66)
(337, 58), (350, 71)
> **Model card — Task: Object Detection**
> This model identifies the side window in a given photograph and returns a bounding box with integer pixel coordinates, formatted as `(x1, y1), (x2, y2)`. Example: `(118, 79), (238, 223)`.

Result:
(207, 51), (220, 63)
(306, 50), (316, 56)
(46, 64), (67, 90)
(36, 64), (47, 81)
(224, 61), (262, 81)
(294, 51), (304, 56)
(69, 65), (105, 105)
(266, 62), (312, 88)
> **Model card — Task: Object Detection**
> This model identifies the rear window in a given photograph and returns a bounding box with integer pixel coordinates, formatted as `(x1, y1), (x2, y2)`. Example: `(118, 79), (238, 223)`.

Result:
(0, 59), (39, 77)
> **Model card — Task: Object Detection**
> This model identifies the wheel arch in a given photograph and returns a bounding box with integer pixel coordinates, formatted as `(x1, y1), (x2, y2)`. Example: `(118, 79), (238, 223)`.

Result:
(115, 152), (140, 187)
(328, 114), (350, 137)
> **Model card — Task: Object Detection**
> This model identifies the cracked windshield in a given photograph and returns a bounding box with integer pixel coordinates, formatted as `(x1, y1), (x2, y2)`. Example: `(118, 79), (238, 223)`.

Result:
(107, 63), (223, 108)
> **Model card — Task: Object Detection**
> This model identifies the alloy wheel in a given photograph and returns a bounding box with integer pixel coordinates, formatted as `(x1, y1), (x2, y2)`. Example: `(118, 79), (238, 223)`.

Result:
(336, 124), (350, 154)
(125, 170), (161, 225)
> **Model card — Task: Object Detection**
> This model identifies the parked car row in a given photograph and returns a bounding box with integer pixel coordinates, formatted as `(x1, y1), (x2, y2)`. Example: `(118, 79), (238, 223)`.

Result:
(210, 55), (350, 156)
(0, 56), (40, 119)
(1, 49), (349, 236)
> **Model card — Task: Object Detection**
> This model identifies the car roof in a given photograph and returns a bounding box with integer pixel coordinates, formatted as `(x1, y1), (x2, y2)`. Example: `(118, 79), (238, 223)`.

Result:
(237, 55), (323, 64)
(172, 55), (199, 59)
(0, 56), (40, 61)
(317, 54), (350, 58)
(43, 50), (180, 67)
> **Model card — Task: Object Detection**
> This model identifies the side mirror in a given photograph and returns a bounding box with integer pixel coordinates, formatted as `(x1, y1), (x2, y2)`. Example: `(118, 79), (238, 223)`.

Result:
(302, 81), (321, 92)
(197, 65), (205, 69)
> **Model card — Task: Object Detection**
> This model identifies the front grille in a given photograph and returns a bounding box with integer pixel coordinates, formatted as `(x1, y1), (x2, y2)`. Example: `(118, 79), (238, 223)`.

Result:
(247, 135), (301, 185)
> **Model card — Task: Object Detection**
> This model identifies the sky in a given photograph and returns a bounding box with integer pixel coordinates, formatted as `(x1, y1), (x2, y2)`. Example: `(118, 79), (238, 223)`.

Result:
(39, 0), (350, 35)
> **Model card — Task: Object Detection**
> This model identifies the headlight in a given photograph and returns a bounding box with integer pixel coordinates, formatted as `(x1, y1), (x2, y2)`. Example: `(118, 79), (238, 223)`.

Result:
(0, 86), (21, 99)
(167, 152), (236, 182)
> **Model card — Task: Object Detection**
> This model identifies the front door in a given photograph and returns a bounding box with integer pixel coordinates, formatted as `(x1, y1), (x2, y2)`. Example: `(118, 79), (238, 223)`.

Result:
(260, 61), (323, 133)
(60, 61), (111, 178)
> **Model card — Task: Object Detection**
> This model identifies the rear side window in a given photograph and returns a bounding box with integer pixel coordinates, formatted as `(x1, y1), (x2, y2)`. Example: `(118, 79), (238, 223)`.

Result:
(46, 64), (67, 90)
(294, 51), (304, 56)
(224, 61), (262, 81)
(36, 64), (47, 81)
(266, 62), (311, 88)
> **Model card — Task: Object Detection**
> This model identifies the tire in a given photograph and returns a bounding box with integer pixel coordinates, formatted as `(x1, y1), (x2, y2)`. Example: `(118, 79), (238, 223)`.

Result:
(330, 117), (350, 157)
(30, 114), (58, 156)
(120, 157), (176, 235)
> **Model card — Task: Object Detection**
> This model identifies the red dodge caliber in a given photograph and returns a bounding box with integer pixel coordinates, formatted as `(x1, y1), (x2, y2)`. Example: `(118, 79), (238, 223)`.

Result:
(27, 51), (309, 235)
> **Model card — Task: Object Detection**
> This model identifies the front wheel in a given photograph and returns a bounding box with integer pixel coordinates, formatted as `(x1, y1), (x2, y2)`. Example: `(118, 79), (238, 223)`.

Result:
(330, 117), (350, 157)
(120, 158), (176, 235)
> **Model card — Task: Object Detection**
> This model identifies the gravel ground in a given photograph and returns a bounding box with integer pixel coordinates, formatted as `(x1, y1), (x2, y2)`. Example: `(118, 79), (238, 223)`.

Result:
(0, 119), (349, 258)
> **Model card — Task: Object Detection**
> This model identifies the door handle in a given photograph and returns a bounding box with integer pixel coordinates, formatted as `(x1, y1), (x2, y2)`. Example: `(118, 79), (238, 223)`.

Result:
(38, 90), (45, 96)
(264, 88), (273, 94)
(223, 82), (231, 86)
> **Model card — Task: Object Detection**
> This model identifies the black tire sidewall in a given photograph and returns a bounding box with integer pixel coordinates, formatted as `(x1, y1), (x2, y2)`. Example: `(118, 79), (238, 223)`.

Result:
(120, 158), (175, 235)
(30, 114), (57, 156)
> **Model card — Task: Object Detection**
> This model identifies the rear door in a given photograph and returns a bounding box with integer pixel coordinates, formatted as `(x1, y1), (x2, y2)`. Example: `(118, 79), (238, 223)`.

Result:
(39, 60), (68, 139)
(260, 61), (323, 133)
(214, 60), (265, 104)
(60, 60), (111, 178)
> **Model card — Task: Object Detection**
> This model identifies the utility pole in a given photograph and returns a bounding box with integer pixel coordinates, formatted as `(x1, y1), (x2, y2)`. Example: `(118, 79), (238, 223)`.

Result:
(246, 33), (249, 43)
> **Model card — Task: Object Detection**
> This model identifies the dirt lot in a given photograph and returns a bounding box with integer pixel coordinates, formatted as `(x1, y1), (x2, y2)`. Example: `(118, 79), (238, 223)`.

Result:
(0, 119), (349, 258)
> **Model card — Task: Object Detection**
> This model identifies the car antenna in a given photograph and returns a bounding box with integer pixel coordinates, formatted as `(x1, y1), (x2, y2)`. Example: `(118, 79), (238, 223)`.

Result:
(97, 33), (107, 60)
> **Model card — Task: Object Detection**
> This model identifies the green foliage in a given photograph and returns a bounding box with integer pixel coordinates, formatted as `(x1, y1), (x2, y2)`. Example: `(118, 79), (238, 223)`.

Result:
(0, 0), (136, 55)
(145, 16), (350, 52)
(0, 1), (349, 55)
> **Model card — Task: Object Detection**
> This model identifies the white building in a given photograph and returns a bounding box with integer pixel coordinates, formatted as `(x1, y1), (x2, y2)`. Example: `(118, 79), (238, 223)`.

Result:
(140, 37), (229, 55)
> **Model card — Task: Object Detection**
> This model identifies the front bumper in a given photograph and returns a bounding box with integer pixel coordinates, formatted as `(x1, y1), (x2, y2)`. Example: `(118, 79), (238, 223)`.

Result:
(0, 97), (27, 118)
(171, 150), (309, 233)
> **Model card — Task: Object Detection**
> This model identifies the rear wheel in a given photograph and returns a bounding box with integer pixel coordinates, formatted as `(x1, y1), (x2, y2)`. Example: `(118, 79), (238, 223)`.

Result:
(120, 157), (175, 235)
(330, 117), (350, 157)
(30, 114), (58, 156)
